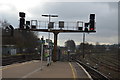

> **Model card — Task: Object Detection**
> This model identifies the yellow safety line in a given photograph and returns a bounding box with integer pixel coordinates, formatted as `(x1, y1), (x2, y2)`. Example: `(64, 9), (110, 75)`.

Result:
(69, 62), (77, 80)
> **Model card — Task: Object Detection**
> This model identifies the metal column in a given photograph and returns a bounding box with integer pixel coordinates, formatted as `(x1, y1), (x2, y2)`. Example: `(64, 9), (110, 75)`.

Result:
(53, 32), (59, 62)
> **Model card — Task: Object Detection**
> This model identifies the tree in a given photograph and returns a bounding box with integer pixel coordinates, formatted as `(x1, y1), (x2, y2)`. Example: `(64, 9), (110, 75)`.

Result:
(2, 21), (39, 54)
(65, 40), (76, 53)
(79, 42), (94, 54)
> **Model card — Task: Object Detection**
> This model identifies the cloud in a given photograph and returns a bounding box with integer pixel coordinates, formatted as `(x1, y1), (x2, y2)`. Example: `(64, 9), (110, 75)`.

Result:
(24, 2), (119, 46)
(0, 2), (118, 46)
(0, 3), (19, 27)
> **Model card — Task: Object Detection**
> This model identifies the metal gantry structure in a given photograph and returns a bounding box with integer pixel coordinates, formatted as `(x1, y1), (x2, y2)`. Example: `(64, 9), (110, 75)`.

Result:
(17, 12), (96, 62)
(42, 14), (58, 65)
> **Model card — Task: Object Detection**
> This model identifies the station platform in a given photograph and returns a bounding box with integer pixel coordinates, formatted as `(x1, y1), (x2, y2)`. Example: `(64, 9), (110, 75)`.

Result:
(2, 60), (92, 80)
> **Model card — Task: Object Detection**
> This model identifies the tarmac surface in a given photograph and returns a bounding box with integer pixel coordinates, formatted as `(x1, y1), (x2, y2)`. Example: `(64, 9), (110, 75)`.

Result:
(1, 60), (92, 79)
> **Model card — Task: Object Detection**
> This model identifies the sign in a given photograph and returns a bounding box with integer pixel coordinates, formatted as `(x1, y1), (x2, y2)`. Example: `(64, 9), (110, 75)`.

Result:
(37, 40), (45, 44)
(46, 39), (52, 43)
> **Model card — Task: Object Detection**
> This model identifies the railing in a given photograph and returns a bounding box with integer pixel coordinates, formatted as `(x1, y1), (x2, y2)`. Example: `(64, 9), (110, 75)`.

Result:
(32, 20), (84, 31)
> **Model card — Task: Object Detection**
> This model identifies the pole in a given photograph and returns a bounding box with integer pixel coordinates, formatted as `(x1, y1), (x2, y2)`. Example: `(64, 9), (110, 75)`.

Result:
(48, 29), (51, 65)
(68, 51), (70, 61)
(40, 36), (44, 70)
(48, 15), (50, 23)
(83, 33), (85, 58)
(53, 32), (59, 62)
(48, 15), (51, 65)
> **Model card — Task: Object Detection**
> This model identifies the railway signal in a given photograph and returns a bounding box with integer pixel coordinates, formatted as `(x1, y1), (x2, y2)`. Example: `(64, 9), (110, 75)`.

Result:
(48, 22), (54, 28)
(26, 21), (30, 29)
(19, 12), (25, 29)
(77, 21), (83, 31)
(84, 23), (89, 32)
(31, 20), (37, 29)
(89, 14), (95, 31)
(59, 21), (64, 29)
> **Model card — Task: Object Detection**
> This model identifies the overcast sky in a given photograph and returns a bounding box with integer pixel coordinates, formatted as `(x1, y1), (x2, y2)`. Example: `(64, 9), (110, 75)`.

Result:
(0, 0), (119, 46)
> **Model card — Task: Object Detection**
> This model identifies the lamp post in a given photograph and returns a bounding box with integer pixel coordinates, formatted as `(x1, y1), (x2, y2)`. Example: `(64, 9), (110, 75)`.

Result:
(42, 14), (58, 65)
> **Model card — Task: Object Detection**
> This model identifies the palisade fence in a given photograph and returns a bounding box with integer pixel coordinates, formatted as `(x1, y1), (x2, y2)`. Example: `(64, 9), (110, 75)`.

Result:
(2, 54), (40, 66)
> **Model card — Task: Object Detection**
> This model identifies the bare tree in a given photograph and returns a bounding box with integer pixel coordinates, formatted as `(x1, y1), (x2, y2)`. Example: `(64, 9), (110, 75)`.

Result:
(2, 21), (39, 54)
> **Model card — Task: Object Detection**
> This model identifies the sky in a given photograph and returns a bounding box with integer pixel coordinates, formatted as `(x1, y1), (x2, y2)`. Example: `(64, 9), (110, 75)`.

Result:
(0, 0), (119, 46)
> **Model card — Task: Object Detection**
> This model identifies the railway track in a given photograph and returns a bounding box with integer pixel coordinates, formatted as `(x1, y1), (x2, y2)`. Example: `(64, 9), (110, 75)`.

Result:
(71, 58), (110, 80)
(89, 56), (120, 72)
(91, 54), (119, 67)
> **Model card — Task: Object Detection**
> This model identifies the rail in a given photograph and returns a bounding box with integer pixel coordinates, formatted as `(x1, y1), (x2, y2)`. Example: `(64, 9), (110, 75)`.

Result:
(72, 58), (110, 80)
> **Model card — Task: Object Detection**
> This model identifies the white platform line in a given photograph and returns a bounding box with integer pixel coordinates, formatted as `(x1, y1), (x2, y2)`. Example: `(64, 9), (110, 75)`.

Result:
(20, 65), (46, 79)
(76, 62), (93, 80)
(22, 67), (42, 78)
